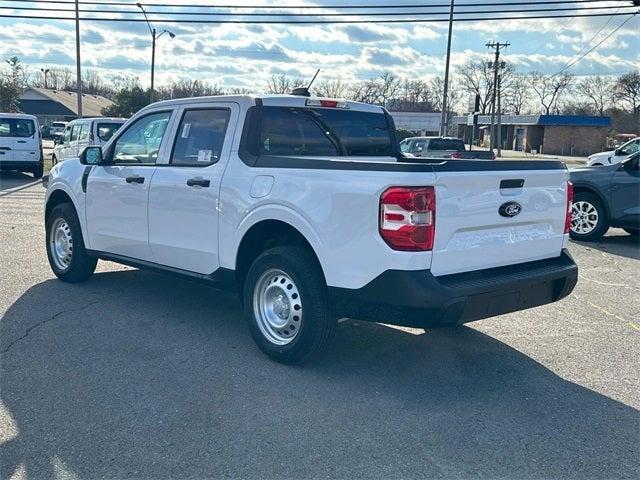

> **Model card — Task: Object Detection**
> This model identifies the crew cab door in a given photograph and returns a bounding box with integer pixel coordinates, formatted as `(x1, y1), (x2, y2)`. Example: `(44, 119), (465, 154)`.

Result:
(85, 110), (175, 261)
(148, 103), (239, 274)
(609, 156), (640, 226)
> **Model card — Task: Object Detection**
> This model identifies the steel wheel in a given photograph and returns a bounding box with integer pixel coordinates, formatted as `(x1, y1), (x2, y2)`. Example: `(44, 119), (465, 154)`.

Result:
(571, 200), (599, 235)
(252, 268), (302, 346)
(49, 217), (73, 270)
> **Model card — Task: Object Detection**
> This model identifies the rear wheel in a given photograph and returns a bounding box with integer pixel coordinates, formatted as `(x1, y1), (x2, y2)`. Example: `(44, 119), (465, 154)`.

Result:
(32, 164), (43, 179)
(46, 203), (97, 282)
(243, 246), (335, 364)
(570, 192), (608, 242)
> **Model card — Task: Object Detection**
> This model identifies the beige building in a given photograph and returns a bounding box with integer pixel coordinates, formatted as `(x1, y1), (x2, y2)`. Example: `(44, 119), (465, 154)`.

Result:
(454, 114), (611, 156)
(19, 87), (114, 126)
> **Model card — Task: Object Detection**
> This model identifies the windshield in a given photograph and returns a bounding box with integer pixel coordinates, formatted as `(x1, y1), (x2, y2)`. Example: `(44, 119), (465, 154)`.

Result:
(256, 106), (393, 157)
(97, 122), (123, 142)
(429, 138), (465, 151)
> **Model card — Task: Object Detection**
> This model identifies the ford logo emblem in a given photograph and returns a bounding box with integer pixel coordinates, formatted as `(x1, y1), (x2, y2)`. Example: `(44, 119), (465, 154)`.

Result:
(499, 201), (522, 217)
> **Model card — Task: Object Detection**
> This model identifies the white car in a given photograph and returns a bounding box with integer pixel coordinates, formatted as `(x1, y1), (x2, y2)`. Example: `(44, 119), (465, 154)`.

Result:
(44, 94), (578, 363)
(587, 137), (639, 166)
(49, 121), (68, 138)
(52, 117), (125, 165)
(0, 113), (44, 178)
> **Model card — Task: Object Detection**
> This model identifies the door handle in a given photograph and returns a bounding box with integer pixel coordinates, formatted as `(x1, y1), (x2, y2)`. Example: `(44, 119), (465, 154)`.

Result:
(186, 177), (210, 188)
(17, 140), (26, 144)
(125, 175), (145, 184)
(0, 147), (10, 151)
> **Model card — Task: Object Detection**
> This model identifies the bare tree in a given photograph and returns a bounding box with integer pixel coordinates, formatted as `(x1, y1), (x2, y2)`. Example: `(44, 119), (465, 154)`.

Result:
(265, 74), (305, 94)
(313, 79), (348, 98)
(377, 72), (401, 107)
(457, 60), (515, 114)
(502, 74), (531, 115)
(529, 72), (573, 115)
(83, 69), (104, 95)
(580, 75), (613, 116)
(614, 70), (640, 117)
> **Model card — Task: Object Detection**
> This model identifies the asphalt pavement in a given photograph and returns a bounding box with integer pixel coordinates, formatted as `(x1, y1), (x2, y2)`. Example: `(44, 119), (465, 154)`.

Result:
(0, 172), (638, 479)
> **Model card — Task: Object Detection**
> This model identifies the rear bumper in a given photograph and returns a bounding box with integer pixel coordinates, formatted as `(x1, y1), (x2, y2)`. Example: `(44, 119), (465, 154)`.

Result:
(0, 159), (43, 171)
(329, 249), (578, 327)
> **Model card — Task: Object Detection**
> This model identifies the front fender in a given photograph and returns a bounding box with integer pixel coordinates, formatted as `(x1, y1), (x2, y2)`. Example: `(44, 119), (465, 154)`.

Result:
(45, 159), (89, 241)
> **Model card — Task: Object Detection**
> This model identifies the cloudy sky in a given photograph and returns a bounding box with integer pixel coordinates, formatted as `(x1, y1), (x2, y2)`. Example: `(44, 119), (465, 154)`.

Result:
(0, 0), (638, 89)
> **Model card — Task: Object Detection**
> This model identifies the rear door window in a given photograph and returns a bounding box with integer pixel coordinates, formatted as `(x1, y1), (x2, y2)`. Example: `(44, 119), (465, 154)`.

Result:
(13, 119), (35, 137)
(257, 107), (393, 157)
(429, 138), (465, 151)
(96, 122), (122, 142)
(70, 124), (80, 142)
(0, 119), (10, 137)
(171, 109), (230, 166)
(78, 123), (89, 142)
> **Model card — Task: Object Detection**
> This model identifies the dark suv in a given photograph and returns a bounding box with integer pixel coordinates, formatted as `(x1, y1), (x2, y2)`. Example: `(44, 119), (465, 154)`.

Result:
(569, 152), (639, 241)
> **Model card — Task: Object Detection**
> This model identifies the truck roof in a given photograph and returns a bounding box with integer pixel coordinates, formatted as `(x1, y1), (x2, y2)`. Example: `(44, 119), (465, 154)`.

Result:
(143, 94), (385, 114)
(0, 112), (38, 121)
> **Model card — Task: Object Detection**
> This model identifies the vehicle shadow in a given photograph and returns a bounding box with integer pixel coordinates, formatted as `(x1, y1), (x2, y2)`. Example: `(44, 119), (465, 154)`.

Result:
(0, 171), (42, 194)
(572, 229), (640, 260)
(1, 269), (638, 479)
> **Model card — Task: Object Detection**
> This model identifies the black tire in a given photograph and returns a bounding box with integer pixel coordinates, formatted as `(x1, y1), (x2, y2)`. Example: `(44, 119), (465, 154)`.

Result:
(623, 228), (639, 236)
(46, 203), (97, 282)
(569, 192), (609, 242)
(51, 155), (57, 166)
(243, 246), (335, 364)
(32, 164), (43, 179)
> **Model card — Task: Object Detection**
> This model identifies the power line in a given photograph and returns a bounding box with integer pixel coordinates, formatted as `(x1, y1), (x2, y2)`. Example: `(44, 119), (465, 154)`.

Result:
(0, 0), (627, 8)
(1, 9), (637, 23)
(552, 12), (638, 76)
(1, 4), (636, 16)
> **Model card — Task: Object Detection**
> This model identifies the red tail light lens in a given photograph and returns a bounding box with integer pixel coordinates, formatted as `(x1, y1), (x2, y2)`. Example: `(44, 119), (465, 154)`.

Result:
(564, 181), (574, 234)
(380, 186), (436, 251)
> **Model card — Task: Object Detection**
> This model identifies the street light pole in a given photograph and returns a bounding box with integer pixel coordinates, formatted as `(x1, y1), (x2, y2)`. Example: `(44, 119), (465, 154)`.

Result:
(40, 68), (50, 89)
(439, 0), (455, 137)
(137, 3), (175, 104)
(74, 0), (82, 118)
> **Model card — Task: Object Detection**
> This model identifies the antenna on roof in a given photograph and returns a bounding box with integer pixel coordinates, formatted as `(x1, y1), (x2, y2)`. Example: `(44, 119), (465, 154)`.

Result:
(290, 69), (321, 97)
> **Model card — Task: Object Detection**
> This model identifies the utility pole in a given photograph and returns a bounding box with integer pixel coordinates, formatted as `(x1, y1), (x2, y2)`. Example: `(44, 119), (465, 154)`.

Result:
(497, 73), (503, 157)
(439, 0), (455, 137)
(486, 41), (509, 154)
(74, 0), (83, 118)
(137, 3), (176, 104)
(40, 68), (50, 89)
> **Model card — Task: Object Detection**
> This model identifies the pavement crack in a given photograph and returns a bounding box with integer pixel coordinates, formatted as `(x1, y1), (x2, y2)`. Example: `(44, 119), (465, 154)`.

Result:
(1, 298), (105, 355)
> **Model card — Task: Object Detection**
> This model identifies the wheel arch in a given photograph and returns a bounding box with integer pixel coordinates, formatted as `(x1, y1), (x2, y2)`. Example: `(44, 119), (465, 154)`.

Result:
(234, 219), (326, 296)
(572, 183), (611, 220)
(45, 187), (77, 223)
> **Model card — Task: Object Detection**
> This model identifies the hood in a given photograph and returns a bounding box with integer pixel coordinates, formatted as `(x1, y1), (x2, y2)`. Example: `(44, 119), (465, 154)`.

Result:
(589, 150), (613, 159)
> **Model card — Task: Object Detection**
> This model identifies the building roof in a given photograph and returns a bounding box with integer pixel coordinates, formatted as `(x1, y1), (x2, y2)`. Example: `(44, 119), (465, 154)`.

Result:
(453, 114), (611, 127)
(19, 87), (113, 117)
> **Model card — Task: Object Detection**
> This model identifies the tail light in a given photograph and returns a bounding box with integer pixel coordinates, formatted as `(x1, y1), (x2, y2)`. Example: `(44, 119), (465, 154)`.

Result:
(450, 151), (462, 159)
(380, 186), (436, 251)
(564, 181), (574, 234)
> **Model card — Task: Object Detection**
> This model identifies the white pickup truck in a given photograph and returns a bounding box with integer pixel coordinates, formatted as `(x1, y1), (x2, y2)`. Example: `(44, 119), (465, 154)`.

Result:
(44, 94), (578, 363)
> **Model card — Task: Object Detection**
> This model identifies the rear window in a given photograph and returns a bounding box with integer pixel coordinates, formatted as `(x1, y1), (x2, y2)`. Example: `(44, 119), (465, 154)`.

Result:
(0, 118), (35, 138)
(52, 122), (66, 128)
(429, 139), (465, 151)
(97, 122), (123, 142)
(255, 106), (393, 157)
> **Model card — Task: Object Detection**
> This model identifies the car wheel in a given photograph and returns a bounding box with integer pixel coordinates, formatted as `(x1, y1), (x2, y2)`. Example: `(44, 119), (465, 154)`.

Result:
(570, 192), (609, 242)
(243, 246), (336, 364)
(32, 164), (43, 179)
(623, 228), (639, 236)
(46, 203), (97, 282)
(52, 155), (57, 166)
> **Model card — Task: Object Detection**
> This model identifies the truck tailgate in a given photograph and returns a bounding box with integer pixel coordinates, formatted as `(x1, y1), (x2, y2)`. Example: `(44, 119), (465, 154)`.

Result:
(430, 163), (569, 276)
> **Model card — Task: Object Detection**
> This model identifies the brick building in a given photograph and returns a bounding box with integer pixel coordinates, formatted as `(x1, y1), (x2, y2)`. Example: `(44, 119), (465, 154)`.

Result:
(453, 114), (611, 156)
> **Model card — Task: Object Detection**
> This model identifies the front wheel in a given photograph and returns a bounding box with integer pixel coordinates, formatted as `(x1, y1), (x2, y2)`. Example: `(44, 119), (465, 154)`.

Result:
(243, 246), (336, 364)
(570, 192), (609, 242)
(46, 203), (97, 282)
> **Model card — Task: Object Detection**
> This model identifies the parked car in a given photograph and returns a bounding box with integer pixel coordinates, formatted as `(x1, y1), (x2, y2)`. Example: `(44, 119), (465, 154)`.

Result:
(52, 117), (125, 165)
(569, 151), (639, 241)
(400, 136), (495, 160)
(45, 94), (577, 363)
(0, 113), (44, 178)
(587, 136), (639, 167)
(49, 121), (68, 139)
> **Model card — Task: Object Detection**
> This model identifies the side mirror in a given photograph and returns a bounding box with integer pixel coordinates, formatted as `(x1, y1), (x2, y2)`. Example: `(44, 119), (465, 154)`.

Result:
(614, 148), (622, 156)
(79, 146), (104, 165)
